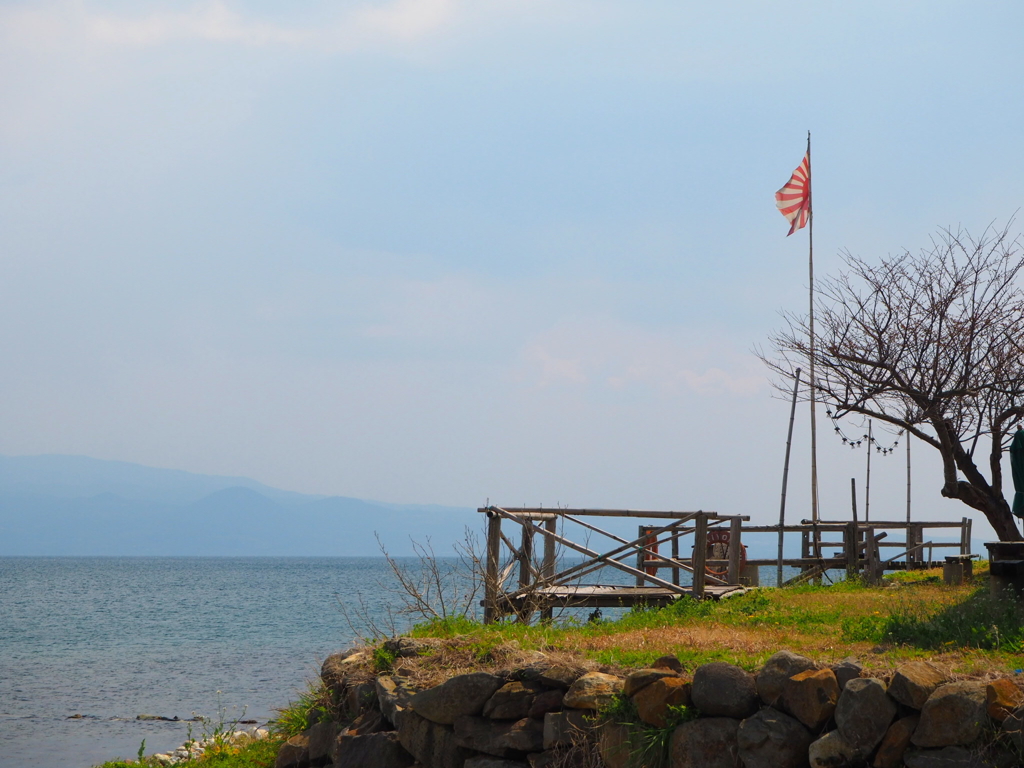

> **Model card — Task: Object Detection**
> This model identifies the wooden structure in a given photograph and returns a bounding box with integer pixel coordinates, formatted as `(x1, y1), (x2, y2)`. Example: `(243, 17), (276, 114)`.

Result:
(479, 506), (975, 624)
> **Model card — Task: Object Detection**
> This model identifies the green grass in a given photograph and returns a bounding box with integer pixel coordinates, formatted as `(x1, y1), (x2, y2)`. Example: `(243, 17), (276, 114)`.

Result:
(404, 564), (1024, 673)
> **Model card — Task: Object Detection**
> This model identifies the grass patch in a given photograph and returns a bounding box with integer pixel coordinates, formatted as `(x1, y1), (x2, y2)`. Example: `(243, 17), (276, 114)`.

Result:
(405, 564), (1024, 674)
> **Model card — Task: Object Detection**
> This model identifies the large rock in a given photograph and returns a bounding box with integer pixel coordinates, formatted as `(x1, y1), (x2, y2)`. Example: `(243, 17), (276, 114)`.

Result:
(872, 715), (919, 768)
(562, 672), (623, 710)
(528, 689), (564, 719)
(808, 729), (860, 768)
(599, 722), (633, 768)
(669, 717), (742, 768)
(521, 664), (586, 689)
(902, 746), (979, 768)
(485, 681), (543, 720)
(454, 715), (545, 757)
(653, 654), (684, 672)
(888, 662), (948, 710)
(321, 650), (368, 695)
(376, 675), (417, 723)
(756, 651), (819, 706)
(835, 677), (896, 756)
(691, 662), (759, 718)
(912, 681), (988, 748)
(779, 668), (840, 731)
(383, 636), (442, 658)
(333, 732), (414, 768)
(986, 679), (1024, 724)
(394, 708), (474, 768)
(275, 734), (309, 768)
(832, 658), (864, 691)
(305, 721), (339, 766)
(624, 668), (679, 697)
(542, 710), (592, 749)
(736, 708), (813, 768)
(344, 679), (377, 717)
(409, 672), (505, 725)
(633, 677), (691, 728)
(1001, 704), (1024, 752)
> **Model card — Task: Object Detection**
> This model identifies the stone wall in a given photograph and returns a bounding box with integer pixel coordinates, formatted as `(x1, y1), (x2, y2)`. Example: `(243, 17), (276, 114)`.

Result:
(275, 641), (1024, 768)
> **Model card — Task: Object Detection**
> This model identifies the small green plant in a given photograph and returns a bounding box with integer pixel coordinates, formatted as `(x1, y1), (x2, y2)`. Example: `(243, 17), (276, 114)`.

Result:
(136, 740), (145, 762)
(372, 645), (398, 673)
(272, 681), (329, 738)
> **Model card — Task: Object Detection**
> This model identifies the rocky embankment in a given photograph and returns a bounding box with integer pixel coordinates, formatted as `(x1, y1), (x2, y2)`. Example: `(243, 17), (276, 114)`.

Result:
(276, 637), (1024, 768)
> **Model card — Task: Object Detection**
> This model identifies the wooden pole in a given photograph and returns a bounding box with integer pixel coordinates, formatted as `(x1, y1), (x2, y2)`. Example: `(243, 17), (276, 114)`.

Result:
(693, 514), (708, 599)
(851, 477), (858, 523)
(727, 517), (742, 585)
(865, 419), (872, 522)
(672, 533), (680, 586)
(484, 512), (503, 624)
(778, 367), (802, 587)
(541, 518), (556, 622)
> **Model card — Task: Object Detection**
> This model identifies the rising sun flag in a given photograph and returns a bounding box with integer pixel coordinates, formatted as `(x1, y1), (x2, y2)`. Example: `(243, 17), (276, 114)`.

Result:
(775, 152), (811, 236)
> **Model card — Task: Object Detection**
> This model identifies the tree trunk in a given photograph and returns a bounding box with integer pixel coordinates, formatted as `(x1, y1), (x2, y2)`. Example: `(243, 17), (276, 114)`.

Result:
(941, 480), (1021, 541)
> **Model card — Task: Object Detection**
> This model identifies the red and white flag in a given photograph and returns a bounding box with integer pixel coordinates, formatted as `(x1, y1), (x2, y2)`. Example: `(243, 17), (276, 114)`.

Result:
(776, 153), (811, 236)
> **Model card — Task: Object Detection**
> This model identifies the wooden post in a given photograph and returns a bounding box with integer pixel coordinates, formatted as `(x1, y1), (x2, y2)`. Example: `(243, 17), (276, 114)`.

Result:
(671, 532), (680, 587)
(865, 527), (878, 584)
(960, 517), (970, 556)
(777, 367), (802, 590)
(636, 525), (646, 586)
(517, 525), (534, 624)
(845, 521), (858, 579)
(483, 512), (503, 624)
(541, 518), (556, 622)
(727, 518), (742, 585)
(692, 514), (708, 599)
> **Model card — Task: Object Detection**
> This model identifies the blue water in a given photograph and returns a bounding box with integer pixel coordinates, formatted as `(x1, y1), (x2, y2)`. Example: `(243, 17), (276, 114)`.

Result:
(0, 556), (832, 768)
(0, 557), (404, 768)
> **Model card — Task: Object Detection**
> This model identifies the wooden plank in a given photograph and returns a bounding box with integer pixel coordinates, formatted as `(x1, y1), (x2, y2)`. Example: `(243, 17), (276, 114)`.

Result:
(482, 507), (750, 521)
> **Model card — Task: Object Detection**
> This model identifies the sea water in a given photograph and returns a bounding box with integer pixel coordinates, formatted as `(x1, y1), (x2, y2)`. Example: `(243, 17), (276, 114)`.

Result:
(0, 557), (818, 768)
(0, 557), (405, 768)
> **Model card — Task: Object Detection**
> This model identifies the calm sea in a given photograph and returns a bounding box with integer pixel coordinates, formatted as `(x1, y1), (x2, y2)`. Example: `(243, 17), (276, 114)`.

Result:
(0, 556), (813, 768)
(0, 557), (408, 768)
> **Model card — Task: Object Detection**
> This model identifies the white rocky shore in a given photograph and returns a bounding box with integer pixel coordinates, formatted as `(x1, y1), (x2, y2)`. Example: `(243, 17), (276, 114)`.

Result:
(148, 725), (272, 765)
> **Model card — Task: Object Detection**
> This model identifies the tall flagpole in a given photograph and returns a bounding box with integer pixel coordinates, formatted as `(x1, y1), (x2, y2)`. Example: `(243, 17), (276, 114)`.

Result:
(807, 131), (819, 549)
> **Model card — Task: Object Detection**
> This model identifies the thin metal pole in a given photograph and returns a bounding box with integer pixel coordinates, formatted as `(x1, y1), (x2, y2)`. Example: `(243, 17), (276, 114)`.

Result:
(778, 367), (802, 587)
(865, 419), (872, 522)
(807, 131), (820, 555)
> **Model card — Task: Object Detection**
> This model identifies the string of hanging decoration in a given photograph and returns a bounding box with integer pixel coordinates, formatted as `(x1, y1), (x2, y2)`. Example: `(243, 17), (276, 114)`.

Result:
(825, 409), (903, 454)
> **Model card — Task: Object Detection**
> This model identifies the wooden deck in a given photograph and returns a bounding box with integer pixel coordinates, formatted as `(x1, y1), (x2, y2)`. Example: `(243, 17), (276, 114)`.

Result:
(497, 583), (747, 611)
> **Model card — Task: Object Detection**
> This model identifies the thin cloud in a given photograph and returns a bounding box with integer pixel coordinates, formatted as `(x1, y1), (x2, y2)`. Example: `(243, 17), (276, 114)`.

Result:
(2, 0), (460, 52)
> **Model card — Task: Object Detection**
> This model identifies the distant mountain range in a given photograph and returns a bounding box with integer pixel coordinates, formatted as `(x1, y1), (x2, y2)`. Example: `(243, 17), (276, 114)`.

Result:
(0, 455), (476, 556)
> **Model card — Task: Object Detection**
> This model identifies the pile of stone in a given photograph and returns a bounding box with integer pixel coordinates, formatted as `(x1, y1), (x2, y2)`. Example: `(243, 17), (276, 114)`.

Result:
(275, 643), (1024, 768)
(149, 726), (271, 765)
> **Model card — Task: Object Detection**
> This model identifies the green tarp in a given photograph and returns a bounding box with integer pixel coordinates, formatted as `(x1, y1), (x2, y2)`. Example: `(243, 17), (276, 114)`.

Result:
(1011, 429), (1024, 519)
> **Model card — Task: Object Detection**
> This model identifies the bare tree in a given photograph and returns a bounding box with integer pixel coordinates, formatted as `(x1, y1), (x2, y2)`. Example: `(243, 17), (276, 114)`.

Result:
(763, 223), (1024, 541)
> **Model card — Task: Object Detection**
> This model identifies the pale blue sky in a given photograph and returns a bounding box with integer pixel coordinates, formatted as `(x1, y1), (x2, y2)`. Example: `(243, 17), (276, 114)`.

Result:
(1, 1), (1023, 539)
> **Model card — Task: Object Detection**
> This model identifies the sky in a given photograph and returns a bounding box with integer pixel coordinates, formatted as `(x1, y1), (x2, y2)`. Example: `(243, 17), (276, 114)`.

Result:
(2, 0), (1024, 541)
